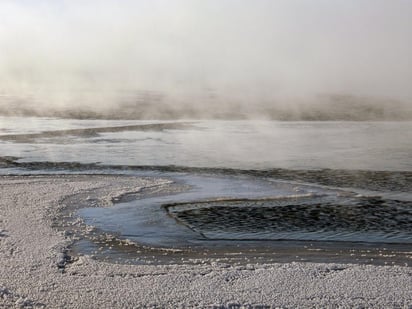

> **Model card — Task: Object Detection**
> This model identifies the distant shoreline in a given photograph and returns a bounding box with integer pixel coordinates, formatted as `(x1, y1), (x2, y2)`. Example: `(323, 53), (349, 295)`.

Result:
(1, 93), (411, 121)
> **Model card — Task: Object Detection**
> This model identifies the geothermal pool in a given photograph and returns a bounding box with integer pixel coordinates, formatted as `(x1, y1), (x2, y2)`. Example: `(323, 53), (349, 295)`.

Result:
(77, 173), (412, 246)
(0, 118), (411, 265)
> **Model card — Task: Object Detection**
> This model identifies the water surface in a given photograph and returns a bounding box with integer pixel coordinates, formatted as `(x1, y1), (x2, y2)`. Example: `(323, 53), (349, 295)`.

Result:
(0, 117), (411, 265)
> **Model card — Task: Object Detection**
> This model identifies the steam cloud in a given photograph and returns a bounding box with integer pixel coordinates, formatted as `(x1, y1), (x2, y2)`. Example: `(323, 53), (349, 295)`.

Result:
(0, 0), (411, 119)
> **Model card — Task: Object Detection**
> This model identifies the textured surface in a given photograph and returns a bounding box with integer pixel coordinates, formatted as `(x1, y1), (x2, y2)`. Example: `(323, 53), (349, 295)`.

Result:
(0, 175), (411, 308)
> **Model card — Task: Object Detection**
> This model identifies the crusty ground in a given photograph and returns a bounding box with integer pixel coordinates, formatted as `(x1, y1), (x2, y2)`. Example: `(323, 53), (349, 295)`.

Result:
(0, 175), (411, 308)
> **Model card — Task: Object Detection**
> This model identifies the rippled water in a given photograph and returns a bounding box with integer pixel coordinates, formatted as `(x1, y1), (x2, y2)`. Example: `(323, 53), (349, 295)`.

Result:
(0, 117), (411, 263)
(167, 196), (412, 243)
(73, 172), (411, 247)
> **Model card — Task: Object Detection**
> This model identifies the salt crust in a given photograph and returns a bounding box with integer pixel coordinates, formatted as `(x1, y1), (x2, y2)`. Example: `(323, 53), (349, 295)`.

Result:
(0, 175), (411, 308)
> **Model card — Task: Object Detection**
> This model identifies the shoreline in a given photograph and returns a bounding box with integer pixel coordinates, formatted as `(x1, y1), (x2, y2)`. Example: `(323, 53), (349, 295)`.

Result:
(1, 175), (411, 308)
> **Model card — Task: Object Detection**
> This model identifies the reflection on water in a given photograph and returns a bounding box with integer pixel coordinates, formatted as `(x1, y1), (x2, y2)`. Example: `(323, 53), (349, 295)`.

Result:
(1, 118), (411, 171)
(1, 117), (411, 265)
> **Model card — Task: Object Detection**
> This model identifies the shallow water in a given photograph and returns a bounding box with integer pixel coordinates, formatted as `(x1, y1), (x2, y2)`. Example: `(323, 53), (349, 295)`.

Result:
(78, 173), (412, 246)
(1, 117), (411, 171)
(0, 117), (411, 264)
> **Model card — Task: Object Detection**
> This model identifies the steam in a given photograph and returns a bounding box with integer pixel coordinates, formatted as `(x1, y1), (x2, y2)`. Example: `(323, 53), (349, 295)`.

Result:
(0, 0), (411, 119)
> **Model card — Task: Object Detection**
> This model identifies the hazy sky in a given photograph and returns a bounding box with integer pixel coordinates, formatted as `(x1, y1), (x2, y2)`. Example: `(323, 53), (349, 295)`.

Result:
(0, 0), (411, 103)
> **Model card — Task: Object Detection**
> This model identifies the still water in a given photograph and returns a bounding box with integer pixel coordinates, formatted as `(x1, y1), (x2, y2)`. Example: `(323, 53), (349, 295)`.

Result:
(1, 117), (411, 171)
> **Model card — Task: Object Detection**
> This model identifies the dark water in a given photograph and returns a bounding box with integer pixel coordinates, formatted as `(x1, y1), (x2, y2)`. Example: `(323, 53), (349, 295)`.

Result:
(64, 169), (411, 265)
(166, 197), (412, 243)
(71, 171), (412, 245)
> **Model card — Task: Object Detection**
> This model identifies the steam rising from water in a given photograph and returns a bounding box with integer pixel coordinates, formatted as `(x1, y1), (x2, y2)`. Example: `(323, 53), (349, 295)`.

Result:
(0, 1), (412, 119)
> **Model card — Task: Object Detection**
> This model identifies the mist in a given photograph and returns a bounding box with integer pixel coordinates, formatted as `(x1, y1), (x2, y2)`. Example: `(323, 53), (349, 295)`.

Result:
(0, 0), (412, 119)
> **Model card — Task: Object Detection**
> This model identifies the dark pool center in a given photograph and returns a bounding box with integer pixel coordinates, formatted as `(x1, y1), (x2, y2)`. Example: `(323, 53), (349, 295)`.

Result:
(69, 171), (412, 265)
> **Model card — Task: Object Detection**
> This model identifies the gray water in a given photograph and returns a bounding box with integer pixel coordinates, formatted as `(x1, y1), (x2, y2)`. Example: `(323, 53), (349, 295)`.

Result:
(1, 117), (411, 171)
(1, 117), (411, 262)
